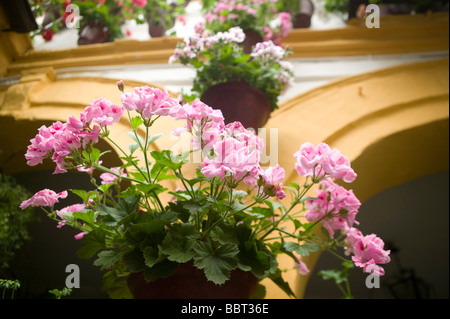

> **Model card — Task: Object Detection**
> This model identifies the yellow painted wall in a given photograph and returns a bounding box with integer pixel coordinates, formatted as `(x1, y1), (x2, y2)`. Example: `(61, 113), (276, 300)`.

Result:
(0, 5), (448, 299)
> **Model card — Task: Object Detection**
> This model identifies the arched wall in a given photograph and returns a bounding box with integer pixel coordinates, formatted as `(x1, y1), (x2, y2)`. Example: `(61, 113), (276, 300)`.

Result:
(261, 58), (449, 298)
(1, 57), (448, 298)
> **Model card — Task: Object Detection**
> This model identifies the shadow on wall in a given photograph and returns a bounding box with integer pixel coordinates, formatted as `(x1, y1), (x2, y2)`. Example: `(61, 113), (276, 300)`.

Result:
(304, 170), (449, 299)
(9, 170), (109, 299)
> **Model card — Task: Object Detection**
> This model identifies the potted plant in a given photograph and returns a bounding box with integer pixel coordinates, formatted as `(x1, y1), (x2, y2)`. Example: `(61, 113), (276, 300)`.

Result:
(169, 27), (295, 128)
(28, 0), (72, 42)
(132, 0), (188, 38)
(275, 0), (315, 29)
(19, 81), (391, 299)
(70, 0), (148, 45)
(201, 0), (293, 52)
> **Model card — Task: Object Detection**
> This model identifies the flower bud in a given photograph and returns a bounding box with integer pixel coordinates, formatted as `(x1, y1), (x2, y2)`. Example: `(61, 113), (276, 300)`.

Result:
(116, 80), (125, 92)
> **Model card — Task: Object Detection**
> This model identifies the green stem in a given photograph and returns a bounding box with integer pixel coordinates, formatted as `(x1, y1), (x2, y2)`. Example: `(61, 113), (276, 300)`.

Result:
(93, 164), (145, 185)
(259, 179), (315, 240)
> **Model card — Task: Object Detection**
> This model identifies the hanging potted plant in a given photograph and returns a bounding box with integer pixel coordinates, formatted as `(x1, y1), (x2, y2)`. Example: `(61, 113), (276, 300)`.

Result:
(202, 0), (293, 52)
(275, 0), (315, 29)
(28, 0), (72, 43)
(169, 27), (295, 129)
(70, 0), (148, 45)
(133, 0), (188, 38)
(19, 81), (391, 299)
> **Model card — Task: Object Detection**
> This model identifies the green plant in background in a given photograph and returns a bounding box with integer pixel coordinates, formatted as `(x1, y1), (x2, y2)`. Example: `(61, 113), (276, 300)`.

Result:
(324, 0), (351, 15)
(0, 279), (20, 299)
(141, 0), (188, 32)
(49, 287), (73, 299)
(169, 27), (294, 112)
(71, 0), (128, 42)
(323, 0), (449, 15)
(318, 261), (355, 299)
(200, 0), (293, 45)
(0, 172), (34, 272)
(28, 0), (69, 41)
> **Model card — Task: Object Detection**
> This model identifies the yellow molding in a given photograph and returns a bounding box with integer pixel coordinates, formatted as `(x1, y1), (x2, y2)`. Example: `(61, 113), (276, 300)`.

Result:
(4, 12), (448, 76)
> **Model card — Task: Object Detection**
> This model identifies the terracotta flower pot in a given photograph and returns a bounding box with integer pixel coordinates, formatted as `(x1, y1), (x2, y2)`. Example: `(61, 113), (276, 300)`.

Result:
(148, 21), (166, 38)
(292, 0), (314, 29)
(127, 261), (259, 299)
(146, 8), (175, 38)
(242, 29), (263, 54)
(77, 21), (110, 45)
(200, 81), (272, 129)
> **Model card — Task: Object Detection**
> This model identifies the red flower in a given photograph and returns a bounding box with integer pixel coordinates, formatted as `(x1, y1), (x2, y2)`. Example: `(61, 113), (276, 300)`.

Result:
(41, 29), (54, 42)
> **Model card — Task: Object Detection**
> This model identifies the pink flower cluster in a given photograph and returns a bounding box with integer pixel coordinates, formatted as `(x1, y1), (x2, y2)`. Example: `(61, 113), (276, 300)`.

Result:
(251, 40), (287, 61)
(56, 203), (86, 228)
(131, 0), (147, 7)
(25, 98), (124, 174)
(169, 27), (246, 64)
(169, 99), (286, 200)
(121, 86), (180, 120)
(294, 142), (357, 183)
(305, 178), (361, 237)
(263, 12), (292, 45)
(344, 228), (391, 276)
(20, 189), (68, 210)
(204, 0), (258, 23)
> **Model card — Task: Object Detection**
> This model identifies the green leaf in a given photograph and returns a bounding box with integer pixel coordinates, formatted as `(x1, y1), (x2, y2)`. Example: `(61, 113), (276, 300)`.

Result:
(143, 259), (179, 282)
(127, 131), (144, 145)
(77, 229), (106, 259)
(94, 250), (123, 270)
(123, 248), (145, 272)
(70, 189), (91, 203)
(193, 241), (239, 285)
(317, 269), (347, 284)
(72, 210), (98, 226)
(102, 269), (133, 299)
(238, 240), (273, 277)
(129, 143), (139, 154)
(147, 133), (164, 145)
(142, 246), (159, 268)
(135, 183), (166, 197)
(283, 242), (319, 257)
(97, 205), (126, 226)
(269, 269), (296, 298)
(150, 150), (186, 171)
(130, 116), (143, 130)
(130, 219), (170, 235)
(159, 224), (201, 263)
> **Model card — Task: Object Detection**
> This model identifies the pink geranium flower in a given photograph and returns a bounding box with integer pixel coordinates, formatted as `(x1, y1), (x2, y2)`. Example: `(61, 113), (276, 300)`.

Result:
(294, 142), (357, 183)
(100, 168), (128, 185)
(294, 254), (310, 275)
(344, 228), (391, 276)
(20, 189), (68, 210)
(305, 178), (361, 237)
(262, 164), (286, 200)
(121, 86), (179, 120)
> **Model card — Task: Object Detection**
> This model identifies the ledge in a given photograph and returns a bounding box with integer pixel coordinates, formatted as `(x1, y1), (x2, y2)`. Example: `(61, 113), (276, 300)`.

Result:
(5, 12), (448, 76)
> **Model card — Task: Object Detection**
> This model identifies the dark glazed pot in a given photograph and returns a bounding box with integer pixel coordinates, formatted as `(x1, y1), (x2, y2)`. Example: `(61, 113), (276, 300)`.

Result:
(77, 21), (110, 45)
(148, 21), (166, 38)
(242, 29), (263, 54)
(200, 81), (272, 129)
(127, 261), (259, 299)
(292, 0), (314, 28)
